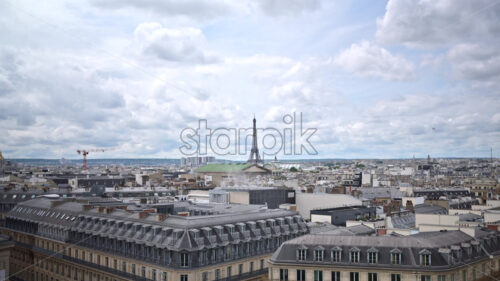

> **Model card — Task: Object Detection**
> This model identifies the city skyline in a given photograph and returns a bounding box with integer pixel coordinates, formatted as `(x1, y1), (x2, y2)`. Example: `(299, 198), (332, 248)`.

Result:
(0, 0), (499, 159)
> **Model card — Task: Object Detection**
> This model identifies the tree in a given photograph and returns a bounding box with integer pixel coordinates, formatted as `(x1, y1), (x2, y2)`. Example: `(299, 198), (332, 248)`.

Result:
(289, 167), (298, 172)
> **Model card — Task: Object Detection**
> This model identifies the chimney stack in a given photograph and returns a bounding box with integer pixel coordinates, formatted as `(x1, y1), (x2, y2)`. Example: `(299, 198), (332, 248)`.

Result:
(138, 211), (149, 219)
(157, 213), (168, 221)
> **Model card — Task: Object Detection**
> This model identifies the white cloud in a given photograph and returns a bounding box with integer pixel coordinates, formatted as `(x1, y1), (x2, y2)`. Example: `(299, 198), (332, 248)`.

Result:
(376, 0), (500, 48)
(0, 0), (498, 159)
(448, 43), (500, 80)
(134, 23), (218, 64)
(253, 0), (321, 16)
(90, 0), (239, 20)
(334, 41), (416, 81)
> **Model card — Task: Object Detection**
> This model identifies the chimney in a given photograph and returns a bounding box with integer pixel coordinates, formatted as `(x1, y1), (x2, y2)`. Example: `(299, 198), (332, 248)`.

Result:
(98, 207), (105, 213)
(138, 211), (149, 219)
(377, 228), (387, 236)
(83, 205), (93, 211)
(105, 207), (114, 214)
(157, 213), (168, 221)
(178, 212), (190, 217)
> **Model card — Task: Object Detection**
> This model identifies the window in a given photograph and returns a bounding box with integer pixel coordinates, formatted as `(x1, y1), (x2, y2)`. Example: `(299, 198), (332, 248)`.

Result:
(162, 272), (167, 281)
(350, 272), (359, 281)
(297, 270), (306, 281)
(227, 266), (231, 278)
(152, 269), (157, 281)
(141, 266), (146, 278)
(239, 264), (243, 276)
(280, 269), (289, 281)
(250, 262), (254, 272)
(438, 275), (446, 281)
(314, 270), (323, 281)
(349, 249), (360, 263)
(202, 272), (207, 281)
(180, 253), (189, 267)
(260, 259), (264, 269)
(180, 275), (188, 281)
(420, 250), (431, 266)
(450, 273), (455, 281)
(132, 264), (136, 275)
(368, 273), (378, 281)
(314, 249), (324, 261)
(421, 276), (431, 281)
(297, 248), (307, 261)
(462, 270), (467, 281)
(332, 271), (340, 281)
(215, 269), (220, 280)
(482, 263), (486, 276)
(122, 261), (126, 272)
(391, 249), (402, 264)
(391, 274), (401, 281)
(331, 248), (342, 262)
(368, 251), (378, 264)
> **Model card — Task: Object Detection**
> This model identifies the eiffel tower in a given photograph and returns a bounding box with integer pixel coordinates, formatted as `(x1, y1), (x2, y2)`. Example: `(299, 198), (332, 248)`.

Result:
(247, 116), (262, 164)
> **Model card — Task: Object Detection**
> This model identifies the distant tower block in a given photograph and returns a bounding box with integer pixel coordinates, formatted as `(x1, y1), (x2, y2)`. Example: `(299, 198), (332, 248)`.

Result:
(247, 116), (262, 164)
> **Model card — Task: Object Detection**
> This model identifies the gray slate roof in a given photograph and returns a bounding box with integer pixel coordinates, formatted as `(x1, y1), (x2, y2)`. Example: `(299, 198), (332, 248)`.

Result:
(270, 230), (500, 270)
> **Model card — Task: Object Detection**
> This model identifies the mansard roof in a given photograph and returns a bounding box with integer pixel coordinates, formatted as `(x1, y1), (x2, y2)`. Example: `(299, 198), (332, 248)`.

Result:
(270, 230), (500, 270)
(7, 197), (309, 252)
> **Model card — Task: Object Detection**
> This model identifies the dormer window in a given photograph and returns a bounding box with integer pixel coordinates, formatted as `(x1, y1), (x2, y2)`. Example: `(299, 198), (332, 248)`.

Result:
(391, 249), (402, 265)
(452, 246), (462, 260)
(214, 227), (223, 236)
(349, 248), (360, 263)
(419, 249), (431, 266)
(314, 247), (324, 262)
(297, 246), (307, 261)
(180, 252), (189, 267)
(367, 248), (378, 264)
(471, 241), (480, 254)
(331, 247), (342, 262)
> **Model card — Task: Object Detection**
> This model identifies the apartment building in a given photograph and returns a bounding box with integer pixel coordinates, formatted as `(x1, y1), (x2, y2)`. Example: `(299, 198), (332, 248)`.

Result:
(269, 230), (500, 281)
(3, 197), (309, 281)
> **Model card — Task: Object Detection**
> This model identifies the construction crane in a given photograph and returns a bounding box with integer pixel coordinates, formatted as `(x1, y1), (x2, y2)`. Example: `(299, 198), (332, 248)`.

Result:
(76, 149), (111, 171)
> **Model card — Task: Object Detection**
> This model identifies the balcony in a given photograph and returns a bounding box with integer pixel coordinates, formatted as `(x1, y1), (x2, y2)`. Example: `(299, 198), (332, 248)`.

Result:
(216, 268), (268, 281)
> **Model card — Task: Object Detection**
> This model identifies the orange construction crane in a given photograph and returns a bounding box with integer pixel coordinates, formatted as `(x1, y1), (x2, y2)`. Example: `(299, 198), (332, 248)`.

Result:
(76, 149), (111, 171)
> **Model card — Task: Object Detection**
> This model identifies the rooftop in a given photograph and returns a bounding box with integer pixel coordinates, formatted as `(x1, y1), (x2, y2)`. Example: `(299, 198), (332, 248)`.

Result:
(195, 163), (252, 173)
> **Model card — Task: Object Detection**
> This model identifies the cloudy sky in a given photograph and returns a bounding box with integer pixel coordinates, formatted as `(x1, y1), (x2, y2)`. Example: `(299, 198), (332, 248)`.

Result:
(0, 0), (499, 160)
